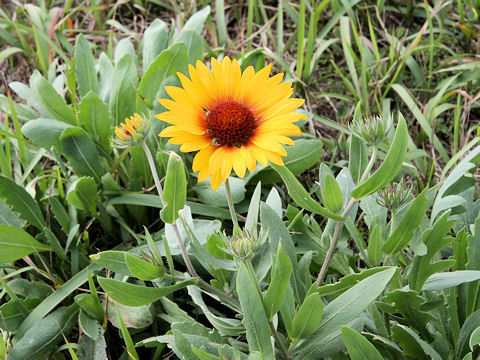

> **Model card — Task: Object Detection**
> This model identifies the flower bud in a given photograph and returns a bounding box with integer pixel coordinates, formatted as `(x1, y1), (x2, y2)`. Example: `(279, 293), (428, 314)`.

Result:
(111, 113), (150, 148)
(377, 179), (411, 211)
(351, 114), (393, 146)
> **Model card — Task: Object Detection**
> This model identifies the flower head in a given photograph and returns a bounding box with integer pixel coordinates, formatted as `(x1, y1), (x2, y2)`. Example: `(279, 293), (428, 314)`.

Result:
(351, 114), (393, 146)
(112, 113), (149, 148)
(156, 57), (306, 190)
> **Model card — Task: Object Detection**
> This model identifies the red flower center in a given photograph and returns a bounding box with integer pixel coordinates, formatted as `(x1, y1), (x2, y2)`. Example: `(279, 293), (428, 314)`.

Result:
(205, 101), (257, 147)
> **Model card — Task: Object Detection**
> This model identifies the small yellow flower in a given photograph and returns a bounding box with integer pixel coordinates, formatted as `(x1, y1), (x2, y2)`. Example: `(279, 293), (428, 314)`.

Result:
(112, 113), (149, 147)
(155, 57), (307, 190)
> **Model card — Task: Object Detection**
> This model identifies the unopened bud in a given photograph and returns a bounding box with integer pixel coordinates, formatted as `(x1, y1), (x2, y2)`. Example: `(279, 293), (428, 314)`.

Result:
(111, 113), (150, 148)
(351, 114), (393, 146)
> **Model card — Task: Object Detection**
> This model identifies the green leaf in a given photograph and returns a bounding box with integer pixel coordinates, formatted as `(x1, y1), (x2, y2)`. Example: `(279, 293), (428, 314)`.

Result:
(351, 114), (408, 199)
(456, 310), (480, 359)
(421, 271), (480, 291)
(77, 328), (107, 360)
(174, 30), (203, 64)
(260, 203), (303, 302)
(78, 91), (113, 149)
(316, 267), (391, 297)
(171, 321), (229, 359)
(29, 70), (76, 124)
(322, 173), (343, 213)
(79, 310), (101, 340)
(294, 267), (396, 358)
(250, 139), (323, 184)
(341, 327), (383, 360)
(270, 164), (343, 221)
(349, 135), (368, 184)
(60, 127), (105, 182)
(291, 293), (324, 339)
(236, 262), (274, 359)
(0, 225), (51, 262)
(8, 305), (78, 360)
(106, 299), (152, 329)
(263, 243), (293, 319)
(74, 294), (104, 323)
(0, 298), (40, 332)
(74, 34), (98, 97)
(66, 177), (97, 214)
(97, 277), (197, 306)
(109, 54), (138, 125)
(383, 189), (428, 255)
(196, 176), (246, 207)
(191, 345), (220, 360)
(391, 324), (442, 360)
(367, 223), (383, 266)
(142, 19), (168, 72)
(0, 176), (45, 230)
(161, 152), (187, 224)
(136, 43), (188, 114)
(115, 304), (139, 360)
(408, 211), (456, 292)
(21, 118), (73, 149)
(379, 290), (434, 341)
(181, 5), (211, 33)
(124, 253), (165, 281)
(469, 327), (480, 351)
(16, 264), (100, 338)
(90, 250), (132, 276)
(0, 200), (23, 228)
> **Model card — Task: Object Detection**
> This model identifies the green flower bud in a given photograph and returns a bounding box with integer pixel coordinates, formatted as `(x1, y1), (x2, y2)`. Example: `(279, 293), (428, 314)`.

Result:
(377, 179), (412, 211)
(351, 114), (393, 146)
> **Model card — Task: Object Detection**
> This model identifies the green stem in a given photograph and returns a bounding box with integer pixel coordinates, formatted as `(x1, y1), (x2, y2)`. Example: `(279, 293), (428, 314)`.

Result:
(359, 146), (378, 184)
(315, 197), (356, 286)
(142, 142), (164, 205)
(316, 145), (378, 286)
(225, 178), (241, 234)
(142, 142), (197, 278)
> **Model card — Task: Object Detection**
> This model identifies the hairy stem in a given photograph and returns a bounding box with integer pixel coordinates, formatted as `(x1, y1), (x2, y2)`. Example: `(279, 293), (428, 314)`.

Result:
(225, 178), (241, 234)
(142, 142), (197, 277)
(316, 145), (378, 286)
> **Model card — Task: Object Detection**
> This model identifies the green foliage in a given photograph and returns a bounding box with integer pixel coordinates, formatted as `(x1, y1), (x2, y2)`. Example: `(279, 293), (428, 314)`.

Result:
(1, 1), (480, 359)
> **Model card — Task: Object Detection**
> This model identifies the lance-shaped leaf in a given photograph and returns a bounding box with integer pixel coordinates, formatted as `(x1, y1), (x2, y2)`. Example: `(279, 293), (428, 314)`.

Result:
(322, 173), (343, 213)
(0, 225), (51, 262)
(97, 277), (196, 307)
(383, 189), (428, 255)
(291, 293), (324, 339)
(236, 262), (274, 359)
(351, 114), (408, 200)
(342, 327), (383, 360)
(74, 34), (99, 97)
(0, 175), (45, 230)
(160, 152), (187, 224)
(66, 177), (97, 214)
(408, 212), (456, 292)
(271, 164), (343, 221)
(263, 243), (292, 319)
(124, 253), (165, 281)
(60, 127), (105, 182)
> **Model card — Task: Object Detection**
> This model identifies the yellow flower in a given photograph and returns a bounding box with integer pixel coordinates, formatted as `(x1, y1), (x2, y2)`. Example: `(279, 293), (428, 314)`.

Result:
(156, 57), (307, 190)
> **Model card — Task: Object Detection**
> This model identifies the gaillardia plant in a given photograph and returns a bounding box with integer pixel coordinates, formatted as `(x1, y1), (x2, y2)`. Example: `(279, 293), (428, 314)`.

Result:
(156, 56), (307, 190)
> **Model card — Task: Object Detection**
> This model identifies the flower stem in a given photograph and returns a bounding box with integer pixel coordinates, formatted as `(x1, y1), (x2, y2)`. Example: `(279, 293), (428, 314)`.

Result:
(315, 197), (355, 286)
(142, 142), (164, 206)
(224, 178), (241, 234)
(142, 142), (197, 278)
(315, 146), (378, 286)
